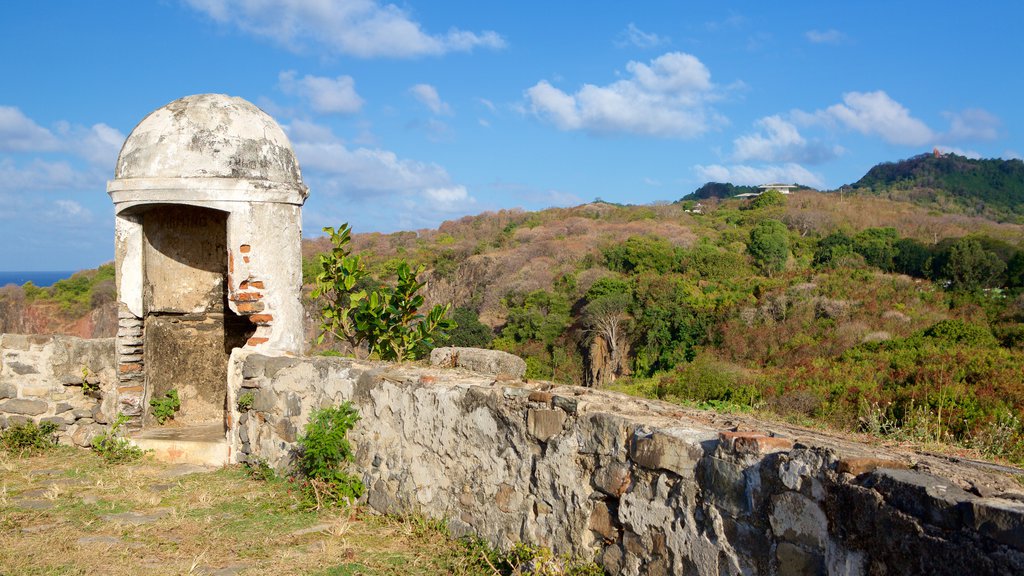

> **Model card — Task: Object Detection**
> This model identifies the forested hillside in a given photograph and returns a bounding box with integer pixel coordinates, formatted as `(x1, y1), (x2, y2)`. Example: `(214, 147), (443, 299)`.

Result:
(305, 190), (1024, 463)
(3, 185), (1023, 463)
(849, 152), (1024, 222)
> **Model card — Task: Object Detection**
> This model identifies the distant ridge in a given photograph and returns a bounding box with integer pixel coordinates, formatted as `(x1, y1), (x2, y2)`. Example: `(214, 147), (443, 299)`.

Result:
(846, 152), (1024, 222)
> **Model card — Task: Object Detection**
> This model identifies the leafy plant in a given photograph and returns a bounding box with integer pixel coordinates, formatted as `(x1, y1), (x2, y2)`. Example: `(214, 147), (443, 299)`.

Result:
(237, 391), (255, 411)
(297, 402), (364, 509)
(244, 458), (276, 482)
(0, 421), (58, 455)
(150, 389), (180, 424)
(313, 223), (454, 361)
(91, 414), (146, 463)
(355, 261), (455, 361)
(80, 366), (99, 396)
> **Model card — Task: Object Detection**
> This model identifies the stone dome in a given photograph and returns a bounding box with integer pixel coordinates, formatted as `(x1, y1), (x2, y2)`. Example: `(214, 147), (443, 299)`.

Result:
(114, 94), (303, 186)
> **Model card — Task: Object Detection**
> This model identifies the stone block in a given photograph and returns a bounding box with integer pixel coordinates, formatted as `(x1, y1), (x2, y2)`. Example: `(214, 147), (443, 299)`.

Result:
(966, 497), (1024, 552)
(7, 415), (33, 427)
(864, 468), (973, 531)
(769, 492), (827, 549)
(0, 398), (48, 416)
(20, 385), (54, 397)
(430, 347), (527, 378)
(552, 395), (578, 414)
(253, 388), (277, 413)
(0, 383), (16, 399)
(836, 457), (909, 477)
(55, 402), (73, 414)
(264, 356), (301, 378)
(594, 461), (632, 496)
(579, 412), (631, 458)
(775, 542), (824, 576)
(704, 457), (748, 516)
(7, 361), (39, 375)
(719, 430), (793, 456)
(589, 500), (619, 541)
(495, 483), (521, 513)
(241, 356), (267, 379)
(630, 431), (703, 478)
(41, 416), (69, 431)
(528, 408), (566, 442)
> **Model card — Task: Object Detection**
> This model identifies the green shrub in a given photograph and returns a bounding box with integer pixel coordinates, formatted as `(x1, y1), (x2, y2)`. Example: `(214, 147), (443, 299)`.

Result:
(921, 319), (998, 347)
(297, 403), (365, 508)
(237, 391), (255, 411)
(91, 414), (146, 464)
(150, 389), (180, 424)
(0, 421), (58, 455)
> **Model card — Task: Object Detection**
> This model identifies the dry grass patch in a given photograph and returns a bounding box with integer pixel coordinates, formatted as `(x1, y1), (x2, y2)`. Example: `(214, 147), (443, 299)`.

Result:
(0, 447), (498, 575)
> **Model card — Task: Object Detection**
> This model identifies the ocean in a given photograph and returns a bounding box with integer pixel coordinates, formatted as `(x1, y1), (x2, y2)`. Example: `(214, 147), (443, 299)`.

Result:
(0, 271), (76, 288)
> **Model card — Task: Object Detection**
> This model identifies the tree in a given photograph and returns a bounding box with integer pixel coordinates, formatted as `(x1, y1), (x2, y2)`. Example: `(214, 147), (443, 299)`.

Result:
(501, 290), (571, 345)
(437, 307), (493, 348)
(581, 282), (634, 385)
(603, 235), (681, 275)
(313, 223), (454, 361)
(942, 238), (1006, 291)
(893, 237), (933, 278)
(812, 231), (854, 268)
(748, 189), (786, 210)
(852, 227), (899, 271)
(748, 220), (790, 276)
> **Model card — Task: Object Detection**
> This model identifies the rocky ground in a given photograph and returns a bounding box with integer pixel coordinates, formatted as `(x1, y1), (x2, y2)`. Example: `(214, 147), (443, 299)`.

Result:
(0, 447), (493, 575)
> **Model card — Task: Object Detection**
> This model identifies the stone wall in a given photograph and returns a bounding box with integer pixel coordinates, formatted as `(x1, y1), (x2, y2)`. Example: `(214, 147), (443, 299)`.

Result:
(0, 334), (117, 445)
(230, 351), (1024, 576)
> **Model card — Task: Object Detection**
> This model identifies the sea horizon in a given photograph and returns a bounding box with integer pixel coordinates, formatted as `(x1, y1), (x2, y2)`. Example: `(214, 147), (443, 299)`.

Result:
(0, 271), (76, 288)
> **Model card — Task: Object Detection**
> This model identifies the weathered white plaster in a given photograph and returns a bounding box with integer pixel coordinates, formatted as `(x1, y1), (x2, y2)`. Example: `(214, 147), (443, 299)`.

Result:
(114, 214), (144, 318)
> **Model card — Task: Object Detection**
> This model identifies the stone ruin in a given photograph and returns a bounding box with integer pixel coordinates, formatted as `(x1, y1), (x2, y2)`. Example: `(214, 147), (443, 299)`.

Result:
(0, 93), (1022, 575)
(106, 94), (307, 430)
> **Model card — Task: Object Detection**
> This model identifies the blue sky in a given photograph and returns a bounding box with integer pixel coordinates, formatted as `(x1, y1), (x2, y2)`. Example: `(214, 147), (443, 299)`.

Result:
(1, 1), (1021, 270)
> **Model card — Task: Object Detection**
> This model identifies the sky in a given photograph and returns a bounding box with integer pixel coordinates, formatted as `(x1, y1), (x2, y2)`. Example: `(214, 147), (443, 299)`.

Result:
(1, 1), (1021, 271)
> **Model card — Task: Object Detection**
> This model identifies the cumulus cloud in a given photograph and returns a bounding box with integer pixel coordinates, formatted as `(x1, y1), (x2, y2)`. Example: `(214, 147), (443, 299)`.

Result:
(524, 52), (722, 138)
(805, 29), (845, 44)
(62, 122), (126, 167)
(410, 84), (452, 115)
(0, 106), (61, 152)
(286, 120), (475, 230)
(695, 163), (824, 189)
(944, 108), (1001, 141)
(184, 0), (506, 58)
(615, 23), (669, 49)
(822, 91), (934, 146)
(732, 115), (840, 164)
(279, 71), (364, 115)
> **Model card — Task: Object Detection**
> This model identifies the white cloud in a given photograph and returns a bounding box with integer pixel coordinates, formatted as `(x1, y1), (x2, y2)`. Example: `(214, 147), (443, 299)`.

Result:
(935, 145), (982, 159)
(64, 123), (126, 167)
(944, 108), (1001, 141)
(184, 0), (506, 58)
(616, 23), (669, 49)
(695, 163), (824, 188)
(524, 52), (721, 138)
(732, 115), (840, 164)
(424, 185), (473, 211)
(410, 84), (452, 115)
(279, 71), (364, 115)
(0, 158), (96, 191)
(822, 91), (934, 146)
(805, 29), (845, 44)
(0, 106), (61, 152)
(288, 119), (473, 210)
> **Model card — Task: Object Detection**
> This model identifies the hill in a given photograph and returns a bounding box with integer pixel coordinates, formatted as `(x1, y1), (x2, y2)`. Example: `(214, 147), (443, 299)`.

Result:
(4, 188), (1024, 463)
(848, 152), (1024, 222)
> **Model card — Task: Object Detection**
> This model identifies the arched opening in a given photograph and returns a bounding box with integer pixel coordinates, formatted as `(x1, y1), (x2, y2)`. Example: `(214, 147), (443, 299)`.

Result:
(139, 204), (254, 430)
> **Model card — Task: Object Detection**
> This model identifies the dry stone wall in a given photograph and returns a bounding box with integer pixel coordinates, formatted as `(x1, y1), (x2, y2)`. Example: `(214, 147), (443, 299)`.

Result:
(231, 351), (1024, 576)
(0, 334), (117, 446)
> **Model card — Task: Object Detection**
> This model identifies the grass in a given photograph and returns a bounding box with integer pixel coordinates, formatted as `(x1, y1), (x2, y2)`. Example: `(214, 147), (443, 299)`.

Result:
(0, 446), (541, 575)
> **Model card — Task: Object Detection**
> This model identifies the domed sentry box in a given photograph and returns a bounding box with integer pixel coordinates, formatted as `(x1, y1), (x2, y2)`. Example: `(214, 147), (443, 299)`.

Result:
(108, 94), (308, 463)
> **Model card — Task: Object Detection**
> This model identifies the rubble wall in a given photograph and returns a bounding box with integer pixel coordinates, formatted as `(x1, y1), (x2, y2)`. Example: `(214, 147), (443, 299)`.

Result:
(0, 334), (117, 445)
(231, 352), (1024, 576)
